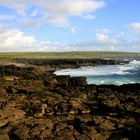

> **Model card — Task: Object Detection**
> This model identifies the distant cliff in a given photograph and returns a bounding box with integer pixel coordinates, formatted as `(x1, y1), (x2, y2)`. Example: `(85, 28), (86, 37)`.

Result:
(15, 58), (129, 69)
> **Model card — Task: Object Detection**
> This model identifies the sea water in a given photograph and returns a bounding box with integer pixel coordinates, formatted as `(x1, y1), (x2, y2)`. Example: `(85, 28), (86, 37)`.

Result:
(54, 59), (140, 85)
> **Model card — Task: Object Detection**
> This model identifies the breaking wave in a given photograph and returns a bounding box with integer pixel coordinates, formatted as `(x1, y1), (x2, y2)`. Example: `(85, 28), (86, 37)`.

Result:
(54, 59), (140, 85)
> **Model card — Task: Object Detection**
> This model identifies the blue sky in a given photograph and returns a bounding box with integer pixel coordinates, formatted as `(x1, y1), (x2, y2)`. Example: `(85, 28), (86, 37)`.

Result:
(0, 0), (140, 52)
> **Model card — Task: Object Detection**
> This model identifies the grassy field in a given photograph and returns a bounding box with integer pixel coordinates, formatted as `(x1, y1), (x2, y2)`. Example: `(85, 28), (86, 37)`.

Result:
(0, 51), (140, 60)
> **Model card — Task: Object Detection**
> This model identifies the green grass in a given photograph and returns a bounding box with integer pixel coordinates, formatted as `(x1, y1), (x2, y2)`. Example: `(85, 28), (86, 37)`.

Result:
(0, 51), (140, 58)
(0, 51), (139, 62)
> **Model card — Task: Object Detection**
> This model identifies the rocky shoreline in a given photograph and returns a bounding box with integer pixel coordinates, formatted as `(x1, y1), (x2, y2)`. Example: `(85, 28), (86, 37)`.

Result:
(14, 58), (129, 69)
(0, 58), (140, 140)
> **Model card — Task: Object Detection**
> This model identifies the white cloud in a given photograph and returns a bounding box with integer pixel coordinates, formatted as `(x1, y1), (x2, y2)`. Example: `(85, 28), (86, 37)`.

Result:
(20, 17), (46, 28)
(128, 22), (140, 40)
(0, 0), (26, 16)
(0, 28), (138, 52)
(0, 27), (67, 52)
(32, 0), (105, 18)
(128, 22), (140, 31)
(38, 0), (104, 25)
(47, 15), (69, 25)
(0, 24), (7, 32)
(0, 28), (37, 51)
(0, 0), (105, 26)
(0, 24), (140, 52)
(0, 27), (113, 52)
(96, 33), (109, 42)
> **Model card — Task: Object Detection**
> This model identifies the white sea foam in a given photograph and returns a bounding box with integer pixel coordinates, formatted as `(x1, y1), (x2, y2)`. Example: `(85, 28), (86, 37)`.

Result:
(55, 66), (113, 76)
(55, 64), (134, 77)
(54, 59), (140, 85)
(111, 65), (133, 75)
(129, 60), (140, 65)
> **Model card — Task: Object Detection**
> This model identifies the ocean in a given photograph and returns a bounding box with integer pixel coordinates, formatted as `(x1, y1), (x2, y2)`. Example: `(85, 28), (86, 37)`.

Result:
(54, 59), (140, 85)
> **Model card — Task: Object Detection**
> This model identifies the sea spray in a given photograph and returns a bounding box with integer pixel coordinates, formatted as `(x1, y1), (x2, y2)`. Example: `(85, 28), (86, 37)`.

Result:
(54, 59), (140, 85)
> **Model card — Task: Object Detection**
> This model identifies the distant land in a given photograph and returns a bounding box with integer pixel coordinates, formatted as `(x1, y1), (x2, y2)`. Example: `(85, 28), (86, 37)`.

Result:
(0, 51), (140, 60)
(0, 52), (140, 139)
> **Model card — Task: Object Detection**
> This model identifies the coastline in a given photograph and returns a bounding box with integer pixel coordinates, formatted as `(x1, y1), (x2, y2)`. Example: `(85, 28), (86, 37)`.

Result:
(0, 58), (140, 140)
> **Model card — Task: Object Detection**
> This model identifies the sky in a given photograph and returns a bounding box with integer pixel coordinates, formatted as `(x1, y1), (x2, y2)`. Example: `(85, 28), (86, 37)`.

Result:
(0, 0), (140, 52)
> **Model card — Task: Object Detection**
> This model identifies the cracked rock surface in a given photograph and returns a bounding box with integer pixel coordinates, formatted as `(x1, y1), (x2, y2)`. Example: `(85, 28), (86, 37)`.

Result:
(0, 64), (140, 140)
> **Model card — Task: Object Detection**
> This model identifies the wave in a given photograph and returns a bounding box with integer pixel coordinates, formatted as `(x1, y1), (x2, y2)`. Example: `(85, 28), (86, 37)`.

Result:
(111, 65), (134, 75)
(129, 60), (140, 65)
(55, 64), (134, 77)
(54, 59), (140, 85)
(87, 77), (137, 85)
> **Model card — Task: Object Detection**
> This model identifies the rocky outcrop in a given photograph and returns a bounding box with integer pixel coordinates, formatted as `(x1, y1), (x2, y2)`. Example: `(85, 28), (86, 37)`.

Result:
(0, 65), (46, 80)
(0, 72), (140, 139)
(15, 58), (129, 68)
(54, 76), (87, 87)
(0, 60), (140, 140)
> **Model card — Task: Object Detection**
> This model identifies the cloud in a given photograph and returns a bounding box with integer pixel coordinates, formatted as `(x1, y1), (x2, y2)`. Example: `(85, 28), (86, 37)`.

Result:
(0, 24), (7, 32)
(0, 0), (105, 26)
(96, 33), (109, 42)
(47, 15), (69, 25)
(128, 22), (140, 31)
(20, 17), (47, 28)
(0, 27), (115, 52)
(0, 28), (37, 51)
(128, 22), (140, 40)
(0, 27), (131, 52)
(0, 23), (140, 52)
(41, 0), (105, 24)
(0, 27), (66, 52)
(0, 0), (26, 16)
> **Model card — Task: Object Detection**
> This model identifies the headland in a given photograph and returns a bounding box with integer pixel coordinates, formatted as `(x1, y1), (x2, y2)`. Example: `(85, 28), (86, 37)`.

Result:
(0, 52), (140, 140)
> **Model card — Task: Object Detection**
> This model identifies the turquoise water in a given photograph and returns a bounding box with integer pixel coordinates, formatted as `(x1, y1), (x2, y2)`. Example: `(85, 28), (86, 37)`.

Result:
(54, 59), (140, 85)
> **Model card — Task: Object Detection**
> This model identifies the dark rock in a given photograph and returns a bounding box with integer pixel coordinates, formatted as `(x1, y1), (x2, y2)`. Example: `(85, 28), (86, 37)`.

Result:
(0, 59), (139, 140)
